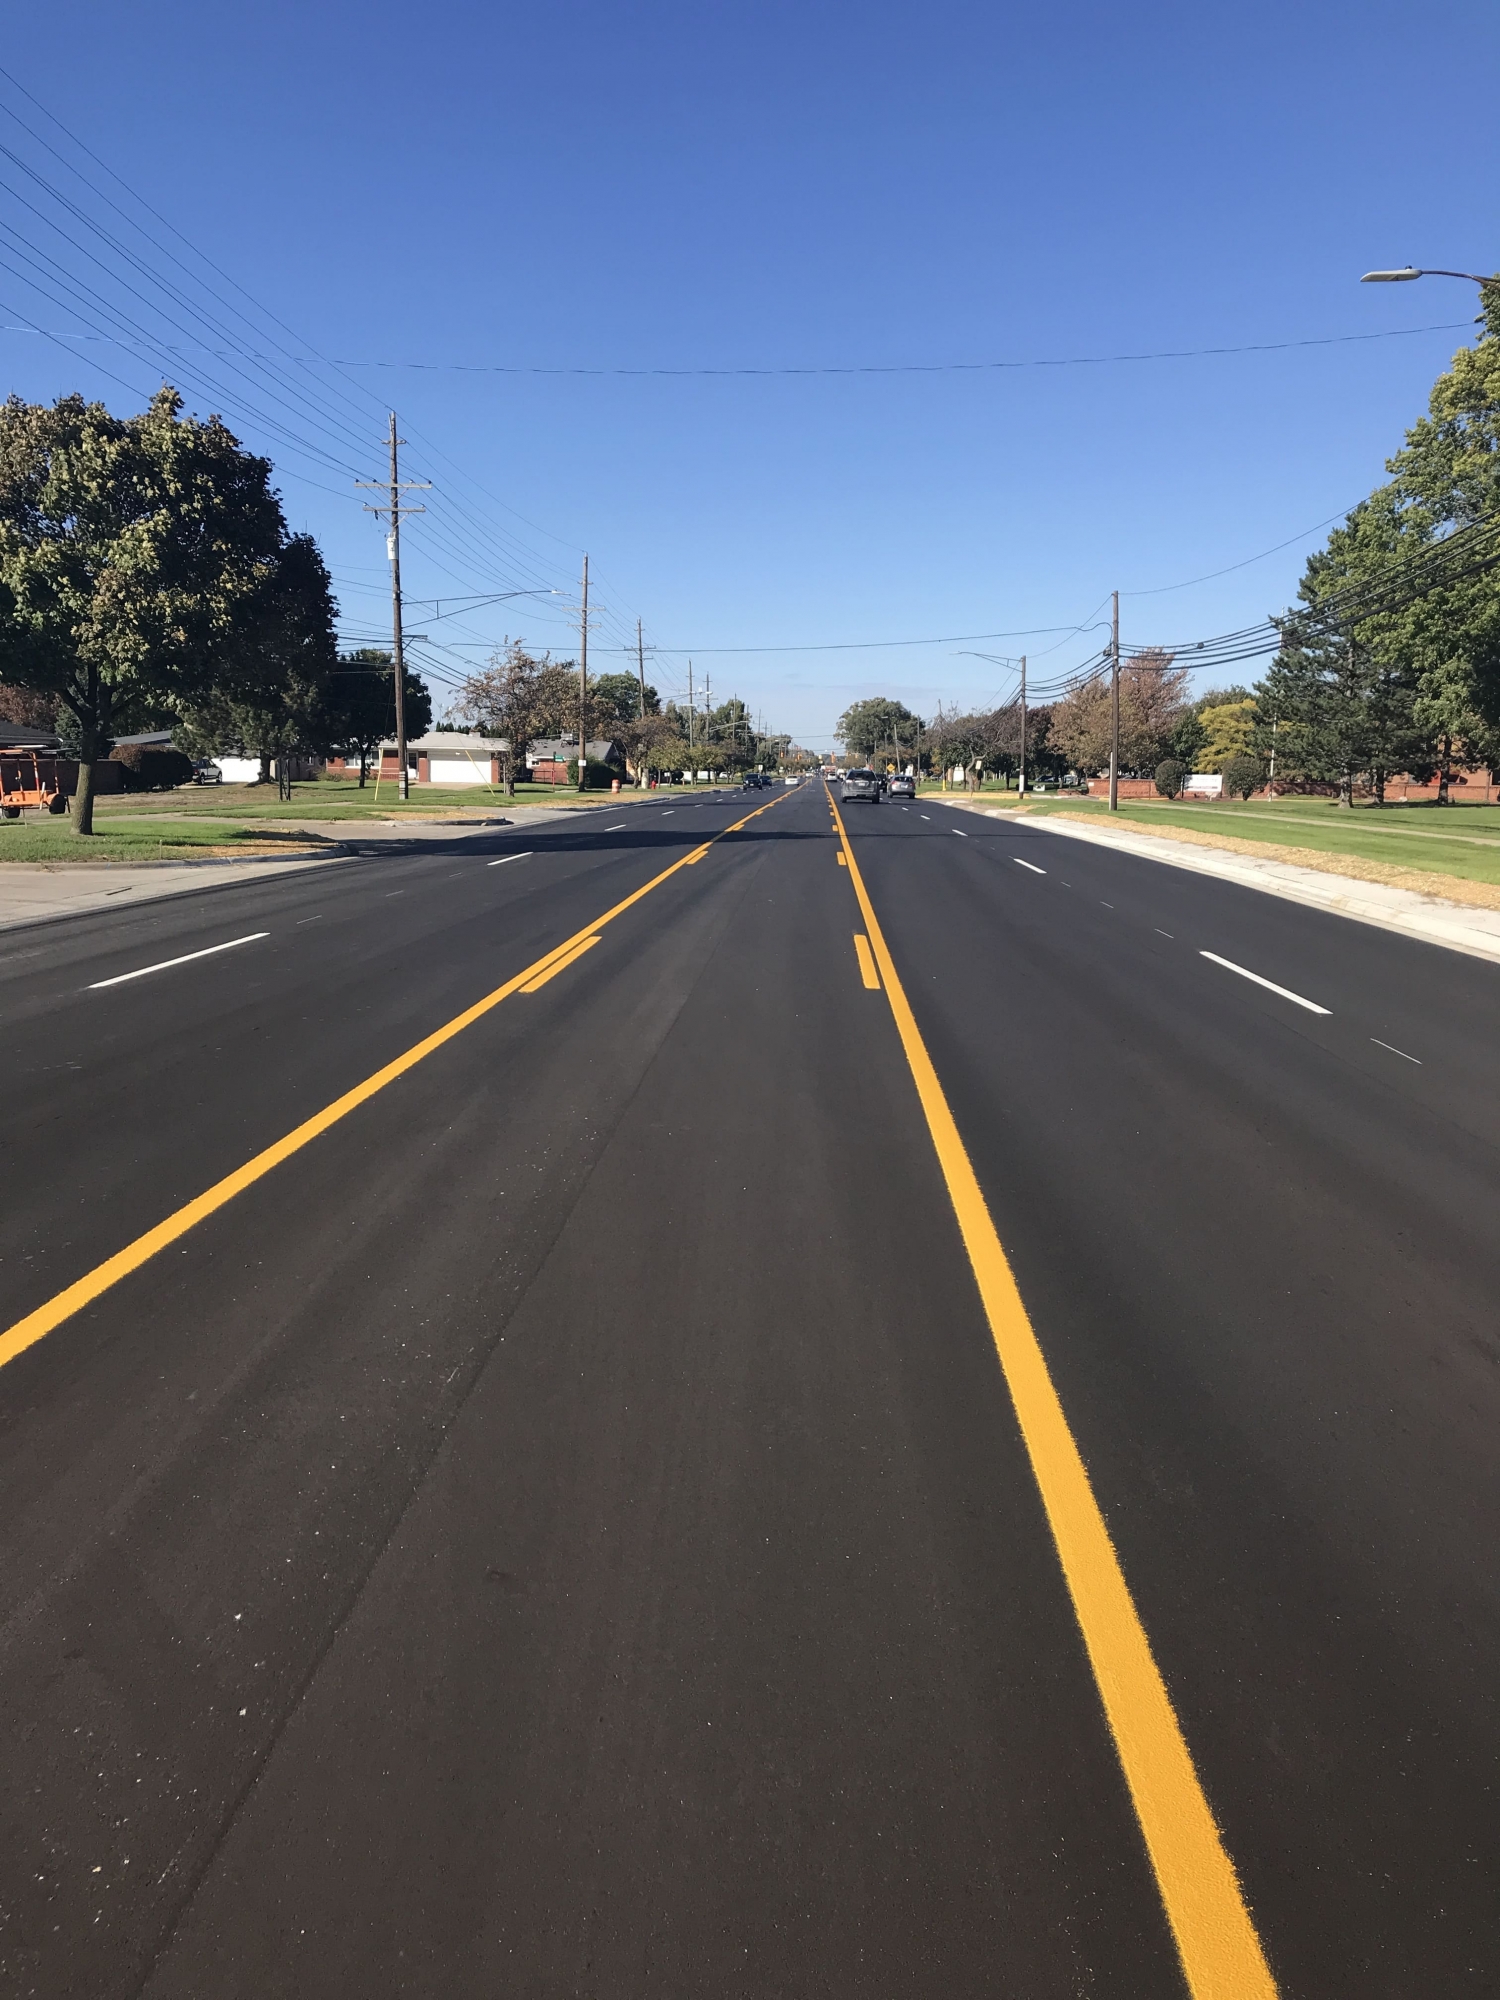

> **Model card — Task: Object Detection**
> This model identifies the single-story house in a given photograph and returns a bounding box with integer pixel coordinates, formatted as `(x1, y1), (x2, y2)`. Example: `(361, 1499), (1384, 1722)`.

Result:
(328, 731), (511, 786)
(525, 737), (627, 785)
(0, 724), (62, 751)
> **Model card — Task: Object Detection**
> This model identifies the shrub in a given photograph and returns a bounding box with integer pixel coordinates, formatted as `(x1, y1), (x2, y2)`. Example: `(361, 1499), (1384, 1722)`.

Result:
(110, 744), (195, 792)
(564, 758), (618, 789)
(1221, 754), (1263, 801)
(1154, 757), (1185, 799)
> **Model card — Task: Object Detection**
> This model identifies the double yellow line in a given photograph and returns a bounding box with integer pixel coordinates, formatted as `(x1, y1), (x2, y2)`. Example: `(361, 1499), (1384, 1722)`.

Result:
(827, 787), (1277, 2000)
(0, 792), (787, 1374)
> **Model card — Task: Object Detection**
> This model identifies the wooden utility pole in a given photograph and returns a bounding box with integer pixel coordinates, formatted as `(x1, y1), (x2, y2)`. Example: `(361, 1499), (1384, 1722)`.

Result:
(687, 662), (695, 761)
(1108, 591), (1121, 812)
(577, 554), (589, 791)
(1018, 655), (1028, 796)
(636, 618), (648, 787)
(357, 414), (429, 802)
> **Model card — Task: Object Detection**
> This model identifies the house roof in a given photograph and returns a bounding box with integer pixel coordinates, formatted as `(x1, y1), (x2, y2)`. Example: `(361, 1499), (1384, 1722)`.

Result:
(527, 737), (624, 762)
(378, 731), (510, 753)
(0, 725), (62, 750)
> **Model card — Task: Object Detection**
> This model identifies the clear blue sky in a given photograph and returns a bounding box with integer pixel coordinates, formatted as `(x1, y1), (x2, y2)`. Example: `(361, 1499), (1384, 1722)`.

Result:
(4, 1), (1497, 747)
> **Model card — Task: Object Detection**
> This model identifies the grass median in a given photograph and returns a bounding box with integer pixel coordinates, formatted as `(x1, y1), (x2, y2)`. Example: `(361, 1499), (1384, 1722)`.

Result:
(84, 779), (719, 823)
(1013, 794), (1500, 903)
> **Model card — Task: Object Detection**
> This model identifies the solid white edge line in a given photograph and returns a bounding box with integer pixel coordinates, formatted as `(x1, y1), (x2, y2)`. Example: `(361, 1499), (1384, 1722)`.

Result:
(88, 933), (270, 990)
(1199, 950), (1331, 1015)
(486, 851), (534, 867)
(1013, 857), (1046, 875)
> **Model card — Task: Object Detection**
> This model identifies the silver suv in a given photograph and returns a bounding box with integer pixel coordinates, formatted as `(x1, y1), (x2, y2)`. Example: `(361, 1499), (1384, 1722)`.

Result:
(841, 769), (881, 803)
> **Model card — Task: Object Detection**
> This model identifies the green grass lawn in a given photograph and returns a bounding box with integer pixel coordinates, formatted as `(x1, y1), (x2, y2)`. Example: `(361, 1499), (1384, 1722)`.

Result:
(0, 818), (330, 863)
(1026, 794), (1500, 887)
(87, 780), (704, 822)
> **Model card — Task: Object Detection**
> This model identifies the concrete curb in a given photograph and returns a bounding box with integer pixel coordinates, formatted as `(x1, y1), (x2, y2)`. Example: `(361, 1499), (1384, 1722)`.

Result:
(984, 810), (1500, 966)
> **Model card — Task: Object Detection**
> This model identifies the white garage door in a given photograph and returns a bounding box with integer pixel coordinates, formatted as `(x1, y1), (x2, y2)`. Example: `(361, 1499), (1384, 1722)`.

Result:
(428, 757), (489, 785)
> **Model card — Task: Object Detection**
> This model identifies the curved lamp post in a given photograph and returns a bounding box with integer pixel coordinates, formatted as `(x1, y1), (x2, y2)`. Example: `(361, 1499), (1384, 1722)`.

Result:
(1361, 266), (1497, 289)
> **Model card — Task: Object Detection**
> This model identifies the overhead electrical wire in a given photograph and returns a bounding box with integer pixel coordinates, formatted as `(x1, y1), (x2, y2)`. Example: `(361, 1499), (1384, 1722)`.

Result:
(0, 68), (622, 678)
(5, 63), (1491, 737)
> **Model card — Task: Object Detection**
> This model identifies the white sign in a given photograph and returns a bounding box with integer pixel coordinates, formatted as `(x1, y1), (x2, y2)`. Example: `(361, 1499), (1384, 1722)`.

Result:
(1184, 772), (1222, 796)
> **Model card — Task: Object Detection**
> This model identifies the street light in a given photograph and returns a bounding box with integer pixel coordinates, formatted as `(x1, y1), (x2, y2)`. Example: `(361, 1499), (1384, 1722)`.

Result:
(1361, 266), (1497, 287)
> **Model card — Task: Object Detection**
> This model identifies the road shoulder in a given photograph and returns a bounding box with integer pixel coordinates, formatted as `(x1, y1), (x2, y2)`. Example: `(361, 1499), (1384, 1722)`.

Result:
(953, 802), (1500, 965)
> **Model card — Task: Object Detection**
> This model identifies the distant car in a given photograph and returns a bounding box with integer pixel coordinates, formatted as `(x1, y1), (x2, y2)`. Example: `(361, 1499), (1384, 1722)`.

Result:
(192, 759), (222, 785)
(841, 769), (881, 803)
(783, 773), (798, 785)
(887, 774), (915, 798)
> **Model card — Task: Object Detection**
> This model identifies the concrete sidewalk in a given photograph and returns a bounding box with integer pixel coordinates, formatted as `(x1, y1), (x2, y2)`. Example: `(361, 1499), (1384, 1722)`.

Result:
(0, 851), (351, 931)
(973, 807), (1500, 966)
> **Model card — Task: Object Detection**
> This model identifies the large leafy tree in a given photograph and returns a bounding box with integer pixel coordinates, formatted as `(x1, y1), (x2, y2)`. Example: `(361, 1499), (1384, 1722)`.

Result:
(836, 696), (922, 763)
(311, 650), (431, 786)
(1051, 651), (1189, 776)
(0, 389), (301, 831)
(455, 644), (610, 794)
(1265, 298), (1500, 796)
(177, 534), (342, 797)
(591, 670), (659, 726)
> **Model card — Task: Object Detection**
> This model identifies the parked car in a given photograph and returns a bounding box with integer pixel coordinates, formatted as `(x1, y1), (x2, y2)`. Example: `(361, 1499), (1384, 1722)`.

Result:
(887, 774), (915, 798)
(192, 759), (223, 785)
(841, 769), (881, 803)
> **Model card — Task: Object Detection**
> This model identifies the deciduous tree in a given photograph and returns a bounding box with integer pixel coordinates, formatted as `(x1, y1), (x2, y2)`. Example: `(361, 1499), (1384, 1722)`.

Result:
(0, 389), (298, 832)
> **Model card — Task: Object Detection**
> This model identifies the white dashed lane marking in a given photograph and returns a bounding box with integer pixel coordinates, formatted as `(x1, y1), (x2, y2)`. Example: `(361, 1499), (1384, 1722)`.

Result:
(1200, 951), (1331, 1016)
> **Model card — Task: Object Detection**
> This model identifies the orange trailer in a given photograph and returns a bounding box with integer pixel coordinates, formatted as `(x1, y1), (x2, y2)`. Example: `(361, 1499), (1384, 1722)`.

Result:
(0, 749), (71, 817)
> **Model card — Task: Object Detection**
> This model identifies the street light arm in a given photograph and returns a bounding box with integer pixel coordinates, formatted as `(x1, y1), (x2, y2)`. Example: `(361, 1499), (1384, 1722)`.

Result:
(1362, 267), (1499, 286)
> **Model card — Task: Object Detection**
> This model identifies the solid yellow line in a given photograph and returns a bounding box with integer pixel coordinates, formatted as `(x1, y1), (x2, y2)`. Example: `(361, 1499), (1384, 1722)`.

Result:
(520, 934), (599, 991)
(827, 788), (1277, 2000)
(0, 790), (791, 1375)
(853, 932), (880, 989)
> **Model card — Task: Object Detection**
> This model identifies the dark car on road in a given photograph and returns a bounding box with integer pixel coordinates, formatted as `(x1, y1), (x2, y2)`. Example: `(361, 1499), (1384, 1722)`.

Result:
(887, 774), (915, 798)
(841, 768), (881, 803)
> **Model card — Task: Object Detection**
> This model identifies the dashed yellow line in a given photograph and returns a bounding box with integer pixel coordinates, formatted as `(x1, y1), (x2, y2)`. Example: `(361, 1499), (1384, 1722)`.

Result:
(853, 932), (880, 988)
(0, 789), (790, 1375)
(827, 786), (1277, 2000)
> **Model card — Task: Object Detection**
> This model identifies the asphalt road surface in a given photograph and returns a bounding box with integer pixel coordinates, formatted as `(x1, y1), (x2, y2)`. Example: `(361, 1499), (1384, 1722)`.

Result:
(2, 778), (1498, 1997)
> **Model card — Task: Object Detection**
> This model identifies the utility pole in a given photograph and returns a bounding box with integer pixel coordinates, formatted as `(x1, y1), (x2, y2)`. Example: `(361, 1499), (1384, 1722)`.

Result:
(687, 662), (695, 762)
(1107, 591), (1121, 812)
(1018, 655), (1028, 796)
(577, 555), (589, 791)
(357, 414), (429, 802)
(636, 618), (648, 788)
(704, 669), (712, 776)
